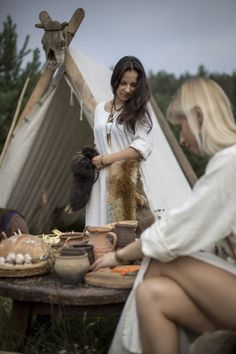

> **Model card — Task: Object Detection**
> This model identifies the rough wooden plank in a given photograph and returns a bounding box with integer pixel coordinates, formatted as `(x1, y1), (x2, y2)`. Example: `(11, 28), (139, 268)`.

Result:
(0, 272), (127, 353)
(17, 8), (85, 126)
(66, 8), (85, 44)
(0, 274), (130, 306)
(85, 270), (135, 289)
(8, 300), (31, 352)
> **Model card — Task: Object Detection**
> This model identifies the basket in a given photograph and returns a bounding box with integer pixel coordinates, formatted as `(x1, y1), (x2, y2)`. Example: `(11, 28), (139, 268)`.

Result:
(0, 260), (51, 277)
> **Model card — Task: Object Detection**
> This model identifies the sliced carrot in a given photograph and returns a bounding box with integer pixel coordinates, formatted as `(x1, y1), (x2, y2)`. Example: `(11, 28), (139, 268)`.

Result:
(111, 265), (141, 276)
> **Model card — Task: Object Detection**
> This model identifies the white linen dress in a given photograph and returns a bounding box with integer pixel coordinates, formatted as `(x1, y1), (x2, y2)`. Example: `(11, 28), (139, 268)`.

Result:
(85, 101), (155, 226)
(109, 144), (236, 354)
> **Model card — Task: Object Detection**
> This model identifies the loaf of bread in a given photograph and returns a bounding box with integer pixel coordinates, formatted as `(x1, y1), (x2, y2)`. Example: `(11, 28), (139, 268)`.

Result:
(0, 234), (49, 258)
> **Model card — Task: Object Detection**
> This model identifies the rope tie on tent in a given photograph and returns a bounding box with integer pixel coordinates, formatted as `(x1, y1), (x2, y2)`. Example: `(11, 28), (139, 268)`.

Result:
(69, 87), (74, 106)
(80, 98), (83, 121)
(66, 77), (83, 121)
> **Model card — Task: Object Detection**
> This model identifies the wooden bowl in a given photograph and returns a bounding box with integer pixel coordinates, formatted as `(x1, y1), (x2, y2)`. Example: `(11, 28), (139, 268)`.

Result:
(59, 232), (89, 246)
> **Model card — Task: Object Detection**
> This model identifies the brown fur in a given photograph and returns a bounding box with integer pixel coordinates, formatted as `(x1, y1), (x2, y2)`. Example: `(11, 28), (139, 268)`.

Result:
(107, 160), (155, 236)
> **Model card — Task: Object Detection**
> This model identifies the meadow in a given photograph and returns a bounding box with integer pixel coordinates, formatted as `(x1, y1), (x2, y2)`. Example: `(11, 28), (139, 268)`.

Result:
(0, 296), (118, 354)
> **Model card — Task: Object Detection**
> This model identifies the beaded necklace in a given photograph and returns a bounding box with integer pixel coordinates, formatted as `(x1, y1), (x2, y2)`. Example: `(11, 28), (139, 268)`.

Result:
(105, 99), (125, 145)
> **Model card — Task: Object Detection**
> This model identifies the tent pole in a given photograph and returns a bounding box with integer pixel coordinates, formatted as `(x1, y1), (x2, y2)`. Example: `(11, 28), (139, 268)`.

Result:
(150, 96), (197, 187)
(0, 72), (32, 168)
(16, 8), (85, 126)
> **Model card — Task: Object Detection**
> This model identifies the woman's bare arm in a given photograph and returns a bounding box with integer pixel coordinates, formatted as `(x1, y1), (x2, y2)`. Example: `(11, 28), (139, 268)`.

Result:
(91, 239), (143, 271)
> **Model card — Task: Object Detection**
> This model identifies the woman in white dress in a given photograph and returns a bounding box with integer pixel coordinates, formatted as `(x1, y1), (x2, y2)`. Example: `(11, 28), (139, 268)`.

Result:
(85, 56), (154, 226)
(92, 77), (236, 354)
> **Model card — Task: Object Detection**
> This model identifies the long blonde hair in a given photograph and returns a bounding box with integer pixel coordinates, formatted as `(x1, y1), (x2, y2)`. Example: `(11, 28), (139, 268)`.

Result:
(167, 77), (236, 156)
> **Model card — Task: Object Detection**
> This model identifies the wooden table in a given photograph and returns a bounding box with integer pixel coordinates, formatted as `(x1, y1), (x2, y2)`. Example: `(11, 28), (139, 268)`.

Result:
(0, 274), (131, 352)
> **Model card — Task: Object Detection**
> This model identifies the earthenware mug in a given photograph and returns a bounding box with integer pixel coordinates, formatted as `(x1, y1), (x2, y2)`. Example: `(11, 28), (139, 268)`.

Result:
(86, 226), (117, 260)
(54, 251), (90, 285)
(114, 220), (138, 249)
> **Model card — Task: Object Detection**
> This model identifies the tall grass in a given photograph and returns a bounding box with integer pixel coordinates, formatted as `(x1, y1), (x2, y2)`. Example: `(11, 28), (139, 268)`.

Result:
(0, 296), (119, 354)
(0, 296), (12, 348)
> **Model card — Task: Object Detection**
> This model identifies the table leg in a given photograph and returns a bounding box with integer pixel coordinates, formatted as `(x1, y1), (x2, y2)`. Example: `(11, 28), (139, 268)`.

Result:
(8, 300), (31, 352)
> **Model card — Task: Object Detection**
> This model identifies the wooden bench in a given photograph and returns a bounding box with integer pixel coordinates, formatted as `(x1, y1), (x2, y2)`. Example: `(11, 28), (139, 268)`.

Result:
(0, 274), (130, 352)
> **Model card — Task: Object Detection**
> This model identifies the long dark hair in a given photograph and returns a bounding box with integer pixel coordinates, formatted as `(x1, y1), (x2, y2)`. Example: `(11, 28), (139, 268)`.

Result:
(111, 56), (152, 134)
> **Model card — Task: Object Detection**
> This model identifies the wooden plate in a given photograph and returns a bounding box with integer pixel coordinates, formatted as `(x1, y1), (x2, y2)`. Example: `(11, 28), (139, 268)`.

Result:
(84, 268), (137, 289)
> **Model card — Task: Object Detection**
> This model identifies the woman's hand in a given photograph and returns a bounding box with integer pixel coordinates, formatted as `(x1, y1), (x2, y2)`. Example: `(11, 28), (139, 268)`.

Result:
(91, 240), (143, 272)
(90, 252), (120, 271)
(91, 147), (141, 170)
(92, 154), (105, 170)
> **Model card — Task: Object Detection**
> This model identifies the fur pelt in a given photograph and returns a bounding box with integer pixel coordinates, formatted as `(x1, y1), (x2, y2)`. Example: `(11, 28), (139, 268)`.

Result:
(107, 160), (155, 236)
(69, 147), (98, 211)
(190, 330), (236, 354)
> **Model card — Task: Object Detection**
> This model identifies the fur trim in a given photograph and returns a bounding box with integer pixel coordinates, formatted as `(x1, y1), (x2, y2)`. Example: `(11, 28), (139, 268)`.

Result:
(69, 147), (98, 211)
(107, 160), (155, 236)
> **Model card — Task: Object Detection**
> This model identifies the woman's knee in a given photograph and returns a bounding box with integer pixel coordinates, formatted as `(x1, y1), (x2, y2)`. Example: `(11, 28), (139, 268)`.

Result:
(136, 277), (174, 310)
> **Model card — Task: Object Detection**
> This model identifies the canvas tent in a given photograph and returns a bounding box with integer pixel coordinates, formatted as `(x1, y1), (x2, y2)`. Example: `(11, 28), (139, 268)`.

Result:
(0, 47), (196, 232)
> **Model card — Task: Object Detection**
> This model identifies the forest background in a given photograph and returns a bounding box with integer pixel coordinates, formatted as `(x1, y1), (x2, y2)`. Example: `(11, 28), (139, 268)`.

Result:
(1, 16), (236, 178)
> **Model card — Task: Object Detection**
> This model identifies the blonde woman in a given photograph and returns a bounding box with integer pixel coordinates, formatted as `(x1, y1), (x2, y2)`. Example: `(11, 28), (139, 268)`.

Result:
(92, 78), (236, 354)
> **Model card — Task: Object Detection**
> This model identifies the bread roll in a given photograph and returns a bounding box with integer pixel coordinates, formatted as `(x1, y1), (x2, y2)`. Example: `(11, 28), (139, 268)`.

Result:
(0, 234), (49, 258)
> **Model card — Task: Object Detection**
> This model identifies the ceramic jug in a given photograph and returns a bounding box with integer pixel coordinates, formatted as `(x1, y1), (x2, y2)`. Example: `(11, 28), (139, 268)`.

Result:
(86, 226), (117, 260)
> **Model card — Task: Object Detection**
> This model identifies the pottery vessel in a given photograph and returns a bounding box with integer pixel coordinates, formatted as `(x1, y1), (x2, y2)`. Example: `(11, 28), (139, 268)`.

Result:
(59, 232), (89, 247)
(114, 220), (138, 249)
(86, 226), (117, 260)
(71, 244), (95, 265)
(54, 251), (90, 284)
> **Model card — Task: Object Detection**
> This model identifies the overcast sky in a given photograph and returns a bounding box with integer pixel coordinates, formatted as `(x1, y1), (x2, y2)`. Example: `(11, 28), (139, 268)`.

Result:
(0, 0), (236, 76)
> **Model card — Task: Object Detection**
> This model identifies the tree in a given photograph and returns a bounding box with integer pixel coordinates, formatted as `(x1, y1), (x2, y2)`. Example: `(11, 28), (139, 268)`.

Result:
(0, 16), (41, 152)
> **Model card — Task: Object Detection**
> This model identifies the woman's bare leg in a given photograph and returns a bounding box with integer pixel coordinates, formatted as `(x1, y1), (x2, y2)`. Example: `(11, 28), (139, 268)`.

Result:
(136, 257), (236, 354)
(136, 276), (215, 354)
(147, 257), (236, 328)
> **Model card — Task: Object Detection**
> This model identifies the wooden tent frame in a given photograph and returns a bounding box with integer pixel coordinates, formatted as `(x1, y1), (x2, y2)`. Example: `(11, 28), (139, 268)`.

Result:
(0, 8), (85, 167)
(0, 7), (197, 189)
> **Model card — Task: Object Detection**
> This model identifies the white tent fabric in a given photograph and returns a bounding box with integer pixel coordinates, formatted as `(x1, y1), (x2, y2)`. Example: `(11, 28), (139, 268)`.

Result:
(0, 48), (191, 230)
(143, 104), (192, 213)
(0, 90), (55, 207)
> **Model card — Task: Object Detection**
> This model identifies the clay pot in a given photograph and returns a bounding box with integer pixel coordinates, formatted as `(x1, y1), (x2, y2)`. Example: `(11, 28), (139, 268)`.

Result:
(59, 232), (89, 247)
(59, 247), (85, 257)
(114, 220), (138, 249)
(54, 251), (90, 285)
(86, 226), (117, 260)
(71, 244), (95, 265)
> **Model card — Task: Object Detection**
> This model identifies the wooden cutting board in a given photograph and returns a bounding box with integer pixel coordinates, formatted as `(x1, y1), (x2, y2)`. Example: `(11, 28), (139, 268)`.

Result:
(84, 268), (137, 289)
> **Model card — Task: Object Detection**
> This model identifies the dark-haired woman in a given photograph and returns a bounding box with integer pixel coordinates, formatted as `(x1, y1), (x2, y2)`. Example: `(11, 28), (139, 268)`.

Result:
(85, 56), (155, 226)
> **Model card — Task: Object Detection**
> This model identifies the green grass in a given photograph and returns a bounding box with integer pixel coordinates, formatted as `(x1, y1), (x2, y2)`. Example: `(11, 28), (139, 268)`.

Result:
(0, 296), (119, 354)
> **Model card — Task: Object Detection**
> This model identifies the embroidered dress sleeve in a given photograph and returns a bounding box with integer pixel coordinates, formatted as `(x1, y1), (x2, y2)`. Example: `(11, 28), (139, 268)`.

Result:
(129, 121), (154, 160)
(141, 151), (236, 262)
